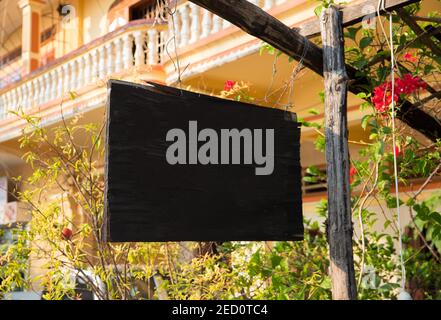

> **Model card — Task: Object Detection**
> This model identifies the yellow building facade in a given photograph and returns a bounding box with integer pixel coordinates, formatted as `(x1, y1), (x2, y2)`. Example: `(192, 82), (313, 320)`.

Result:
(0, 0), (440, 298)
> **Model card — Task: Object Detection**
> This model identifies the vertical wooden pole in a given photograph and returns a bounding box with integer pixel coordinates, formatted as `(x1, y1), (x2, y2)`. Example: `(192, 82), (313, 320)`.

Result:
(320, 5), (357, 300)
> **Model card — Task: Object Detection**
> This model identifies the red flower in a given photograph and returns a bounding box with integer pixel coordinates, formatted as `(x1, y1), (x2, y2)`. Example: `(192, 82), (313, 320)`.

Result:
(349, 166), (357, 183)
(224, 80), (236, 92)
(61, 227), (73, 240)
(393, 144), (405, 157)
(403, 52), (417, 63)
(371, 74), (426, 113)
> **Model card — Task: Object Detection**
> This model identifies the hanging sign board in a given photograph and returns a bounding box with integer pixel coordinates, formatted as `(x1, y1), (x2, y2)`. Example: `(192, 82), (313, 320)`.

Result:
(104, 80), (303, 242)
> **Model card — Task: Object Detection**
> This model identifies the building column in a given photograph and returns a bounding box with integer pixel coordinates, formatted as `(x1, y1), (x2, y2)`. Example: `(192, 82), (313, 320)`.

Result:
(18, 0), (45, 76)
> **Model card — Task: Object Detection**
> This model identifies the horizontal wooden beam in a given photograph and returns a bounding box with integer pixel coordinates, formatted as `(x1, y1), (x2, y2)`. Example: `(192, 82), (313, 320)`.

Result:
(397, 8), (441, 57)
(297, 0), (420, 38)
(188, 0), (441, 142)
(187, 0), (324, 75)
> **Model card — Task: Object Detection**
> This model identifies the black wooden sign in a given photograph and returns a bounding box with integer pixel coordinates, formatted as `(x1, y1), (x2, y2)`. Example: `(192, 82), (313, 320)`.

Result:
(104, 80), (303, 242)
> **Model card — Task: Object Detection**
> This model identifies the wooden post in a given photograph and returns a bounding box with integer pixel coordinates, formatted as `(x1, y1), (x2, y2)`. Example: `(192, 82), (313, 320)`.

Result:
(320, 5), (357, 300)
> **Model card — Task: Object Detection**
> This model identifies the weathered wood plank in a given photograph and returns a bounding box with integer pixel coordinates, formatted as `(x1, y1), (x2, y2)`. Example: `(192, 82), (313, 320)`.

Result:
(321, 6), (357, 300)
(188, 0), (441, 143)
(397, 8), (441, 57)
(104, 80), (304, 242)
(188, 0), (324, 75)
(297, 0), (420, 38)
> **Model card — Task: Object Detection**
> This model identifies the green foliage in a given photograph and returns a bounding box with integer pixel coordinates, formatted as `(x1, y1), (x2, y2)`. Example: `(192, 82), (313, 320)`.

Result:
(1, 4), (440, 300)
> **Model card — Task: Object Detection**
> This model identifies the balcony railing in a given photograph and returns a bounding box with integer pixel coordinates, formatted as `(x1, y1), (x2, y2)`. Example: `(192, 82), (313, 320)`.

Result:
(0, 19), (167, 121)
(170, 0), (288, 49)
(0, 0), (292, 123)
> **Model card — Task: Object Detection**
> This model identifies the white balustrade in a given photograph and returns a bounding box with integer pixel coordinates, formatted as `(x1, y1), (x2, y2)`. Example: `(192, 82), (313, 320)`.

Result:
(189, 3), (200, 43)
(33, 78), (40, 107)
(38, 77), (45, 105)
(201, 9), (212, 38)
(44, 73), (51, 102)
(49, 70), (56, 101)
(57, 67), (64, 98)
(123, 34), (133, 70)
(212, 14), (222, 34)
(147, 29), (158, 65)
(91, 49), (99, 82)
(0, 95), (4, 119)
(69, 60), (77, 90)
(134, 31), (145, 67)
(114, 37), (123, 73)
(179, 5), (190, 47)
(2, 92), (9, 117)
(11, 90), (16, 112)
(0, 21), (168, 121)
(22, 83), (29, 109)
(84, 53), (92, 85)
(26, 81), (34, 109)
(263, 0), (274, 10)
(76, 58), (84, 89)
(99, 46), (107, 79)
(106, 42), (115, 75)
(63, 64), (70, 95)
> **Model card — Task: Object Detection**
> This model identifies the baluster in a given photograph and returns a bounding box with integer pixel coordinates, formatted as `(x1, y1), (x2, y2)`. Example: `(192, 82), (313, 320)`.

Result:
(22, 83), (29, 109)
(91, 49), (99, 82)
(57, 68), (64, 98)
(189, 3), (200, 43)
(212, 14), (222, 34)
(1, 94), (7, 119)
(50, 70), (57, 100)
(15, 87), (21, 110)
(44, 73), (51, 102)
(114, 38), (123, 73)
(222, 19), (231, 29)
(98, 46), (107, 79)
(171, 11), (181, 45)
(133, 31), (145, 67)
(6, 92), (12, 113)
(160, 30), (167, 63)
(63, 64), (70, 95)
(201, 9), (211, 38)
(69, 61), (77, 90)
(84, 54), (92, 85)
(179, 5), (190, 47)
(263, 0), (274, 10)
(3, 92), (10, 117)
(17, 86), (24, 110)
(10, 89), (17, 112)
(38, 77), (45, 104)
(77, 58), (84, 89)
(123, 34), (133, 70)
(5, 93), (11, 117)
(26, 81), (33, 109)
(147, 29), (158, 65)
(33, 79), (40, 106)
(0, 95), (4, 119)
(105, 42), (115, 75)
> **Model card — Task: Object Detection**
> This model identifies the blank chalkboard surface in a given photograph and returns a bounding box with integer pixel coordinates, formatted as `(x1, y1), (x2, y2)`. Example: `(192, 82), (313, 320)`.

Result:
(104, 80), (303, 242)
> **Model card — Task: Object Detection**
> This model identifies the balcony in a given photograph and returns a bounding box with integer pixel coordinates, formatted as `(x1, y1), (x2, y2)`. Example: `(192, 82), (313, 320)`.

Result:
(0, 0), (362, 143)
(0, 19), (167, 141)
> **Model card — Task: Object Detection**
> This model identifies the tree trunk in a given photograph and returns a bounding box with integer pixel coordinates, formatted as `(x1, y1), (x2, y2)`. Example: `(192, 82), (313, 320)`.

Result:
(320, 5), (357, 300)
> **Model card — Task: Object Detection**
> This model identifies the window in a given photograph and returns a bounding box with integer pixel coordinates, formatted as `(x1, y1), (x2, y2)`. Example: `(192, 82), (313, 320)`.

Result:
(129, 0), (167, 21)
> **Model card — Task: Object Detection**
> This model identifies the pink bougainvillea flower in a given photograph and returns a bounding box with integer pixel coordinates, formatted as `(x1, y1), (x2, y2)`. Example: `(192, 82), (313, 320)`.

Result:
(349, 166), (357, 183)
(224, 80), (236, 92)
(371, 74), (426, 113)
(393, 144), (405, 157)
(403, 52), (417, 63)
